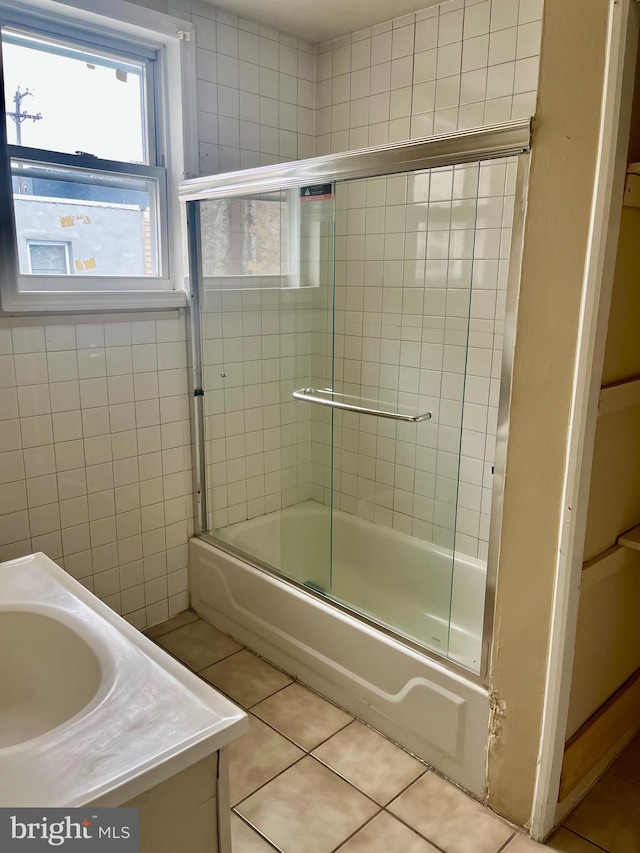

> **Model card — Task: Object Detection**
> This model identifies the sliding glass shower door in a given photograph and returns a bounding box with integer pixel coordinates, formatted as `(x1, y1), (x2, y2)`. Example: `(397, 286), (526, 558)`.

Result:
(187, 126), (525, 674)
(316, 165), (480, 658)
(198, 184), (336, 592)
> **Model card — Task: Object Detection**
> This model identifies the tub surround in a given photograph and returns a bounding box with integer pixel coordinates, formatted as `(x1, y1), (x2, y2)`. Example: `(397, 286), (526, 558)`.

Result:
(0, 552), (247, 816)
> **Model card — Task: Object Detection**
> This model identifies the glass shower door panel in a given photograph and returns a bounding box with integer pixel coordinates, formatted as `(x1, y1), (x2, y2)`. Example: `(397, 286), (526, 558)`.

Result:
(198, 187), (334, 592)
(447, 156), (518, 673)
(281, 182), (336, 592)
(327, 166), (481, 658)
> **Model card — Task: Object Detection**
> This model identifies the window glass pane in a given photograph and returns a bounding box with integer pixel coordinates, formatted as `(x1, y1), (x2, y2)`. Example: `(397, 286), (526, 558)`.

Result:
(12, 159), (159, 279)
(200, 194), (291, 277)
(2, 29), (147, 164)
(28, 241), (69, 274)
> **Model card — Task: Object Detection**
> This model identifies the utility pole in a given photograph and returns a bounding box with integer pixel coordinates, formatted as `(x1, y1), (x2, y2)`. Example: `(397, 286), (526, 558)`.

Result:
(7, 86), (43, 194)
(7, 86), (42, 146)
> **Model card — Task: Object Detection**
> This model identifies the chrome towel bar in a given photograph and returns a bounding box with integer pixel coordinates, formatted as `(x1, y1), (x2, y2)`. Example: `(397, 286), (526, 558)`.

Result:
(292, 388), (431, 423)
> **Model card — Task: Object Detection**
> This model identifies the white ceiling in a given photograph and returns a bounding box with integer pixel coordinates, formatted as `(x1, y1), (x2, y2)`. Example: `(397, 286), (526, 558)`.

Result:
(209, 0), (441, 45)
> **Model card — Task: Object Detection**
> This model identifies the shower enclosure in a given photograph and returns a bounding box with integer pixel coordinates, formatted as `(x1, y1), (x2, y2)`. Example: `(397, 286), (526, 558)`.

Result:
(182, 121), (530, 680)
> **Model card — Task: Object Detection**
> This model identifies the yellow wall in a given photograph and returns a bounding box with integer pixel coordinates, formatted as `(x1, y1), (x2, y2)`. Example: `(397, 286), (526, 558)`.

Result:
(585, 390), (640, 561)
(566, 547), (640, 737)
(600, 208), (640, 386)
(586, 9), (640, 562)
(487, 0), (610, 825)
(584, 90), (640, 561)
(566, 46), (640, 738)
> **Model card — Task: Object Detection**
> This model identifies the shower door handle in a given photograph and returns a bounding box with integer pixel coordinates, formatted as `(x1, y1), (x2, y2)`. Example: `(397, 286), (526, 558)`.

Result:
(293, 388), (431, 423)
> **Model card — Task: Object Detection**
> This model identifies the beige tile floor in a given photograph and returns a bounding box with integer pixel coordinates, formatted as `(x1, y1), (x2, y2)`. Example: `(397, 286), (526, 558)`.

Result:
(148, 613), (640, 853)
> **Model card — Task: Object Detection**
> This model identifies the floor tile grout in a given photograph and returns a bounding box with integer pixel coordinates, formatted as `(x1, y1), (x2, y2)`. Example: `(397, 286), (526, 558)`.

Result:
(159, 618), (507, 849)
(495, 831), (518, 853)
(249, 703), (351, 755)
(143, 616), (199, 640)
(328, 807), (384, 853)
(249, 677), (357, 734)
(155, 617), (506, 851)
(384, 767), (431, 808)
(232, 749), (386, 813)
(232, 811), (285, 853)
(563, 827), (611, 852)
(311, 746), (428, 809)
(158, 617), (431, 778)
(231, 748), (308, 809)
(232, 747), (453, 853)
(195, 646), (246, 673)
(263, 711), (354, 754)
(606, 765), (640, 790)
(228, 702), (431, 817)
(152, 614), (640, 853)
(250, 679), (299, 710)
(377, 793), (452, 853)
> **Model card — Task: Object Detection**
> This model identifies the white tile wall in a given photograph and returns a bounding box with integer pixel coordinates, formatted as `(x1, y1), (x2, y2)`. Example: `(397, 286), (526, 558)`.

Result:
(0, 316), (193, 629)
(305, 0), (540, 559)
(0, 0), (540, 628)
(0, 4), (317, 630)
(315, 0), (541, 156)
(188, 0), (538, 560)
(201, 287), (316, 528)
(167, 0), (317, 175)
(174, 3), (315, 517)
(308, 160), (515, 559)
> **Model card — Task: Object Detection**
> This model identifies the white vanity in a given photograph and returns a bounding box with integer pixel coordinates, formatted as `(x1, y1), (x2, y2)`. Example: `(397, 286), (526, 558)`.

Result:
(0, 553), (248, 852)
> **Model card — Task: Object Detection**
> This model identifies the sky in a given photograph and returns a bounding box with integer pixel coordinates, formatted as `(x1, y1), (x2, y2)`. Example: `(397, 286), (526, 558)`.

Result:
(3, 36), (146, 163)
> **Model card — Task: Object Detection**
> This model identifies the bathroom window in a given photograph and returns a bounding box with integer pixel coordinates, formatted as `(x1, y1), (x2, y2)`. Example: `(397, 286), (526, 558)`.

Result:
(27, 240), (70, 274)
(0, 3), (195, 311)
(200, 190), (300, 290)
(201, 197), (292, 278)
(199, 188), (322, 290)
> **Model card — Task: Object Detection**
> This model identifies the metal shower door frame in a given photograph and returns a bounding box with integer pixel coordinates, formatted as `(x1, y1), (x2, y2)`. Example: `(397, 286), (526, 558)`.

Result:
(183, 119), (532, 684)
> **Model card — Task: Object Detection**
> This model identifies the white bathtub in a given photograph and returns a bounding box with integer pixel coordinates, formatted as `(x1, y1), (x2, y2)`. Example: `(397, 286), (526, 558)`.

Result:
(216, 501), (486, 670)
(0, 552), (247, 808)
(190, 501), (491, 797)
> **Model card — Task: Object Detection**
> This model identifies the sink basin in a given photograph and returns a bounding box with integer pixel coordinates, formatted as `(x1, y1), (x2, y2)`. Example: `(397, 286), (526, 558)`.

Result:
(0, 610), (102, 748)
(0, 552), (248, 808)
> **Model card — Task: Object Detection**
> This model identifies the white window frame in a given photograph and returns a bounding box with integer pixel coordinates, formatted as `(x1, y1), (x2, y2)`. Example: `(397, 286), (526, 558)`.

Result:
(0, 0), (197, 312)
(27, 238), (71, 273)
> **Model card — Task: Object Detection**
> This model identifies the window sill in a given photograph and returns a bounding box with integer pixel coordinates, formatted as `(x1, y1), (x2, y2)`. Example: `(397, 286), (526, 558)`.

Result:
(0, 288), (189, 314)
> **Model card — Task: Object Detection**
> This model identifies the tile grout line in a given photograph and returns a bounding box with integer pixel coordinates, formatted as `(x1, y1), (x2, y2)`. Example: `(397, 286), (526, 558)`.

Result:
(311, 749), (428, 805)
(561, 827), (612, 853)
(495, 830), (518, 853)
(247, 672), (436, 777)
(377, 768), (456, 853)
(232, 810), (286, 853)
(143, 609), (199, 639)
(253, 702), (356, 753)
(230, 724), (443, 852)
(233, 756), (440, 853)
(607, 765), (640, 791)
(329, 806), (385, 853)
(231, 749), (381, 812)
(156, 639), (243, 673)
(153, 616), (519, 852)
(247, 691), (434, 800)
